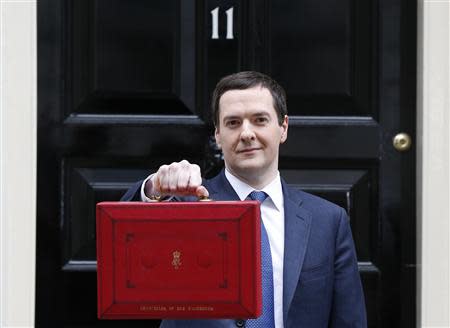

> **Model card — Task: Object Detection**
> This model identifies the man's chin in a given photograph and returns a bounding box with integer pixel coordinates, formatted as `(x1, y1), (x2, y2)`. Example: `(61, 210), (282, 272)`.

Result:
(231, 163), (264, 177)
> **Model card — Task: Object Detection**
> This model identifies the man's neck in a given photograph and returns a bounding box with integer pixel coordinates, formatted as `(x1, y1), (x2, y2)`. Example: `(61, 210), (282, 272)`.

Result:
(225, 167), (278, 190)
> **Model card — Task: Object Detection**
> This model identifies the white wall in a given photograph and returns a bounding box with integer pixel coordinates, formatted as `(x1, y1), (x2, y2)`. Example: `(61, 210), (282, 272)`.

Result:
(0, 0), (36, 327)
(417, 0), (450, 327)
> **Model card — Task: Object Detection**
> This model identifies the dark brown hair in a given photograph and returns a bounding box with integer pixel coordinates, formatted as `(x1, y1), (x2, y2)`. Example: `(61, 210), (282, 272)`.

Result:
(211, 71), (287, 127)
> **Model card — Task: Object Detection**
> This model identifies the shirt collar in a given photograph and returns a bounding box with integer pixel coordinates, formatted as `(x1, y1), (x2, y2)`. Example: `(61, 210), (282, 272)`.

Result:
(224, 168), (283, 212)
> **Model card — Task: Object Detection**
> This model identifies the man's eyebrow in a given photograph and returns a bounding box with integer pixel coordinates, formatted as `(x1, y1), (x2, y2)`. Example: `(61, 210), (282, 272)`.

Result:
(222, 111), (271, 121)
(252, 111), (270, 116)
(222, 115), (241, 121)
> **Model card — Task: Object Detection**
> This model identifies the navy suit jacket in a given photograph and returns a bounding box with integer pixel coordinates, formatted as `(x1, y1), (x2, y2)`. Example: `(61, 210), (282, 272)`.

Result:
(121, 170), (367, 328)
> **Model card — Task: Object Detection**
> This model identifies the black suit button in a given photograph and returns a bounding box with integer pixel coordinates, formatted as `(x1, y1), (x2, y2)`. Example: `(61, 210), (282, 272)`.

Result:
(235, 319), (245, 327)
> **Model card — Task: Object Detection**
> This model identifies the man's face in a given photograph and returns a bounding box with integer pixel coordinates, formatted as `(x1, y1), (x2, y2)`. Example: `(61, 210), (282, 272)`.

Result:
(215, 86), (288, 186)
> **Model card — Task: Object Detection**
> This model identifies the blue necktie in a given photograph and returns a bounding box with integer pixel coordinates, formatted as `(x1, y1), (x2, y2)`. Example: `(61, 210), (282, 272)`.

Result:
(246, 191), (275, 328)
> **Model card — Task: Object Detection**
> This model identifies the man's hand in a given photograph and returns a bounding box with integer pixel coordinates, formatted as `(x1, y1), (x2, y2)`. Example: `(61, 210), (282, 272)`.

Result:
(144, 160), (209, 199)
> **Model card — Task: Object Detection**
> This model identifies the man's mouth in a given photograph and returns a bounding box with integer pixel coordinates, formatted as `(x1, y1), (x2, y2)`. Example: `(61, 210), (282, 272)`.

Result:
(237, 147), (261, 153)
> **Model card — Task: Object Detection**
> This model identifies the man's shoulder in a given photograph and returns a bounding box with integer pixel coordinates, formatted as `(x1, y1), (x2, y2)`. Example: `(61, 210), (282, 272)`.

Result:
(203, 174), (219, 185)
(283, 183), (345, 219)
(285, 185), (350, 249)
(202, 170), (231, 195)
(283, 181), (338, 206)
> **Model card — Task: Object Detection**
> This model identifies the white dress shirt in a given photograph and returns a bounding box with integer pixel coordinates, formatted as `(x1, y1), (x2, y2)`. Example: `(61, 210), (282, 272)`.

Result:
(141, 170), (285, 327)
(224, 169), (285, 328)
(140, 174), (155, 202)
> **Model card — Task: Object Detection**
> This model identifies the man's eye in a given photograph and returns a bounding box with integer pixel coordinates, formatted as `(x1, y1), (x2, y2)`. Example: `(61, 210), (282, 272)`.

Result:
(255, 117), (268, 124)
(226, 120), (239, 127)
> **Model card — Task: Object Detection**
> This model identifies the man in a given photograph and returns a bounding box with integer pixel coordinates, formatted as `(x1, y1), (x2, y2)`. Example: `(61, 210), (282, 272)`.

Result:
(122, 71), (367, 327)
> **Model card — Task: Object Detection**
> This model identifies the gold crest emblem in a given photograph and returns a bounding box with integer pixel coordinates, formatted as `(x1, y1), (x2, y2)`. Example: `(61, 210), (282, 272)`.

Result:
(172, 250), (182, 269)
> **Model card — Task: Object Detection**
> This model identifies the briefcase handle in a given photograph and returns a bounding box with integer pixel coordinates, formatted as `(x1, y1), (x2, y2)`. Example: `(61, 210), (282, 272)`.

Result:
(148, 195), (212, 202)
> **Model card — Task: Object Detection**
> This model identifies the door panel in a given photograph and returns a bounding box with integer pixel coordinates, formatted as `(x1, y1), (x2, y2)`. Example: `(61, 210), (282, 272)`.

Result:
(270, 0), (374, 117)
(69, 0), (196, 117)
(37, 0), (416, 327)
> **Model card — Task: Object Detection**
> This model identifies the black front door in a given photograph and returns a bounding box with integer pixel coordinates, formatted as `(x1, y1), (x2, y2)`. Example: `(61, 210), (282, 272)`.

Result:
(37, 0), (416, 327)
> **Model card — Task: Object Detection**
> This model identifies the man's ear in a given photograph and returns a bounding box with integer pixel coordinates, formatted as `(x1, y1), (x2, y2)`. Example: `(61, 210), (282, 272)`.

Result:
(215, 127), (222, 149)
(280, 115), (289, 144)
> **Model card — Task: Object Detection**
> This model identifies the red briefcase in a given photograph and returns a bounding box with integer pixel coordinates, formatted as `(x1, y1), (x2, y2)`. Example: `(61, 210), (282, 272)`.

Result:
(96, 201), (262, 319)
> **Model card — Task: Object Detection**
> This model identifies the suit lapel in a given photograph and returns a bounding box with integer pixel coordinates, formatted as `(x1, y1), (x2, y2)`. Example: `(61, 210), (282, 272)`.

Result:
(205, 170), (240, 201)
(282, 181), (312, 324)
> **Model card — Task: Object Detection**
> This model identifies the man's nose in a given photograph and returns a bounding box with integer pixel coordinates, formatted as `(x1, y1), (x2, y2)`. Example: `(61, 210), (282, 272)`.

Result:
(240, 121), (256, 141)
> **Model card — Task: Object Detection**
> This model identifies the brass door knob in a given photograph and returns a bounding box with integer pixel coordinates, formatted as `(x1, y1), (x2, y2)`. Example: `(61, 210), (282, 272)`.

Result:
(393, 133), (412, 152)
